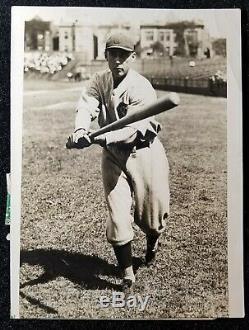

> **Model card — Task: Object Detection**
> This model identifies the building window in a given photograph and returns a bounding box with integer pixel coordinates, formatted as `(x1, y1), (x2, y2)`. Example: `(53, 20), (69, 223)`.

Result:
(64, 32), (68, 39)
(159, 31), (164, 42)
(165, 32), (170, 41)
(186, 30), (198, 43)
(145, 31), (154, 41)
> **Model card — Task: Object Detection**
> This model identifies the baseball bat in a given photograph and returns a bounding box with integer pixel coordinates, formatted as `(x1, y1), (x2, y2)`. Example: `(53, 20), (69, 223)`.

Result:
(66, 92), (180, 148)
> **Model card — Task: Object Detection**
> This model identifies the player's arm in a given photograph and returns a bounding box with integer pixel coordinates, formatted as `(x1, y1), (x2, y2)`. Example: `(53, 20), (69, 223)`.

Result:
(93, 126), (138, 147)
(69, 74), (100, 148)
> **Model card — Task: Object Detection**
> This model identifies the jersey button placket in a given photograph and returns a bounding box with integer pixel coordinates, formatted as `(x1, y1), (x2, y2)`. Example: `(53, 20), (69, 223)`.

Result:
(111, 91), (120, 121)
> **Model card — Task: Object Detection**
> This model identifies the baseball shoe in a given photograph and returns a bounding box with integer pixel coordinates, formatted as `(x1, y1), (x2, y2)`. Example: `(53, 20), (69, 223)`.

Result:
(120, 278), (134, 294)
(145, 235), (160, 267)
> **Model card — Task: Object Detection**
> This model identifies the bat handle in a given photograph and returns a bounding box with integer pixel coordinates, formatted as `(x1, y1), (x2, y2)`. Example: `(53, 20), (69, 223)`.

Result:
(88, 130), (104, 140)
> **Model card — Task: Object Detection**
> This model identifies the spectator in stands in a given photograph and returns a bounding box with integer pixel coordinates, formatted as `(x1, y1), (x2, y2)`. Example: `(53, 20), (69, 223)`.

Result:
(24, 52), (74, 76)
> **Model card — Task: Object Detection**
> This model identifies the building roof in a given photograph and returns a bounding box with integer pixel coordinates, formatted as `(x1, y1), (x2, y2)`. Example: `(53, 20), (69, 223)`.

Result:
(140, 22), (205, 29)
(140, 25), (174, 29)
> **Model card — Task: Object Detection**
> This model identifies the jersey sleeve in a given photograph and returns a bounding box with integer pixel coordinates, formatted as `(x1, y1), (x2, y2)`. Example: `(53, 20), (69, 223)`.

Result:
(105, 126), (138, 146)
(126, 78), (161, 140)
(74, 73), (101, 131)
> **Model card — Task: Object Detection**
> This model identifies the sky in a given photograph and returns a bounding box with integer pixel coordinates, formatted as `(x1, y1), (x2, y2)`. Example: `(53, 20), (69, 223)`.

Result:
(16, 6), (237, 38)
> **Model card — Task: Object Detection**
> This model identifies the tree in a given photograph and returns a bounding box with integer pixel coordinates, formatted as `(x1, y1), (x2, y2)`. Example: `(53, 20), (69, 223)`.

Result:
(212, 38), (226, 57)
(151, 41), (165, 56)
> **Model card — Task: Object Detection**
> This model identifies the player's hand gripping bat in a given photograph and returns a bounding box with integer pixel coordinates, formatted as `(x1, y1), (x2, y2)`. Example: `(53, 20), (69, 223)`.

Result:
(66, 92), (180, 149)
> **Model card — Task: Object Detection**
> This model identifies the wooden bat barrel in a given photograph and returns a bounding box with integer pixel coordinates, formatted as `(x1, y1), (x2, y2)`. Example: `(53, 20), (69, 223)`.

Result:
(89, 93), (180, 139)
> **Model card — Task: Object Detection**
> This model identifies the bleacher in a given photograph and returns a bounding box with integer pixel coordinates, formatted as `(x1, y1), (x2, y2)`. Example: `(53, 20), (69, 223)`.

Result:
(137, 57), (227, 82)
(136, 57), (227, 97)
(24, 52), (74, 77)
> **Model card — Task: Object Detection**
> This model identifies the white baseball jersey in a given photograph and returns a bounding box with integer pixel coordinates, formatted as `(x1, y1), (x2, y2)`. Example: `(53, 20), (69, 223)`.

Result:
(75, 68), (170, 246)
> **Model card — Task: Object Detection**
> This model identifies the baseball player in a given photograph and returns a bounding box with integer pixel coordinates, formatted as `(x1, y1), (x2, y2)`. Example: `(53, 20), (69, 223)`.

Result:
(68, 32), (170, 292)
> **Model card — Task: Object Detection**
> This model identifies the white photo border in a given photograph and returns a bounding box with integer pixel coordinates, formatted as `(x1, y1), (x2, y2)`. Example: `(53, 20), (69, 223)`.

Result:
(10, 6), (244, 319)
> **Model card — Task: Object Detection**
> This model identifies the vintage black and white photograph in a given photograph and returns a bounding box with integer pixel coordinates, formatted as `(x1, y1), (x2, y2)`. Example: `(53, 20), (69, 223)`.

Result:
(10, 6), (243, 319)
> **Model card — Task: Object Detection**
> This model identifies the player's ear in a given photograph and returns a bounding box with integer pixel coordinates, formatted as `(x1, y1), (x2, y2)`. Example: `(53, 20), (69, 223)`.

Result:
(130, 51), (136, 62)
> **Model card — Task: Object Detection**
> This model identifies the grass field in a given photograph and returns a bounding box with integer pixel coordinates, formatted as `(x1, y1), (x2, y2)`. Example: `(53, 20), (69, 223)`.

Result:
(20, 79), (227, 319)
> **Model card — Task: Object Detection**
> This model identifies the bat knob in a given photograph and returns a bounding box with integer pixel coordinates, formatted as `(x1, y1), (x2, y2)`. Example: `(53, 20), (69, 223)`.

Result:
(169, 92), (180, 106)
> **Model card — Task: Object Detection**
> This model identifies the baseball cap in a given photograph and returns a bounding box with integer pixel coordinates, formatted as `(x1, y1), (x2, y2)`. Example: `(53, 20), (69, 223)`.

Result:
(105, 32), (134, 52)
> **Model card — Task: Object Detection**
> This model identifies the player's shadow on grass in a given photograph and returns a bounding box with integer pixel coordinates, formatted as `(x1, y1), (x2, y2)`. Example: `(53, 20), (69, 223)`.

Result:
(20, 248), (121, 291)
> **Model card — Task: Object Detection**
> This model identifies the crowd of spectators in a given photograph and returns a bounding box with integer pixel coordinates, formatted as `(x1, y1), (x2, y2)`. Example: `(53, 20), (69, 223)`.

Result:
(24, 52), (74, 75)
(209, 70), (227, 84)
(208, 70), (227, 95)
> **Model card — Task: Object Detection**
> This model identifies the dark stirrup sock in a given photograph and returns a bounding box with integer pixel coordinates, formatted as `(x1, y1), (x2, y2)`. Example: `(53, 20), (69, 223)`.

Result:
(147, 234), (160, 252)
(113, 241), (132, 269)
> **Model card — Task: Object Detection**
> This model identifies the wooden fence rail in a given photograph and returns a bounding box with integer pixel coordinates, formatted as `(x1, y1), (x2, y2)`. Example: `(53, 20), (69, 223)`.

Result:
(148, 76), (227, 97)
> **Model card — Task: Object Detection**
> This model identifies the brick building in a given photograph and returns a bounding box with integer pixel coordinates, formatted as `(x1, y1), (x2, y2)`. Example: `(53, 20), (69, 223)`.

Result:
(25, 16), (53, 51)
(58, 21), (94, 61)
(140, 25), (177, 57)
(139, 22), (213, 58)
(24, 17), (213, 61)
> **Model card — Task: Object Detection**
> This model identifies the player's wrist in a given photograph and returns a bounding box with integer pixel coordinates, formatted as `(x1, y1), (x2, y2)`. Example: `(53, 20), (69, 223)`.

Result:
(93, 134), (106, 147)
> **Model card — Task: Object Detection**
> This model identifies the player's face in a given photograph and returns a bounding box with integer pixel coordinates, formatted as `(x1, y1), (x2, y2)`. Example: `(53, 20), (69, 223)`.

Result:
(106, 49), (136, 81)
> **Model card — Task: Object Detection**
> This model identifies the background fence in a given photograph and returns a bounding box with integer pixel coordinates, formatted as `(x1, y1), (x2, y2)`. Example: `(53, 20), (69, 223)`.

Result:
(148, 76), (226, 97)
